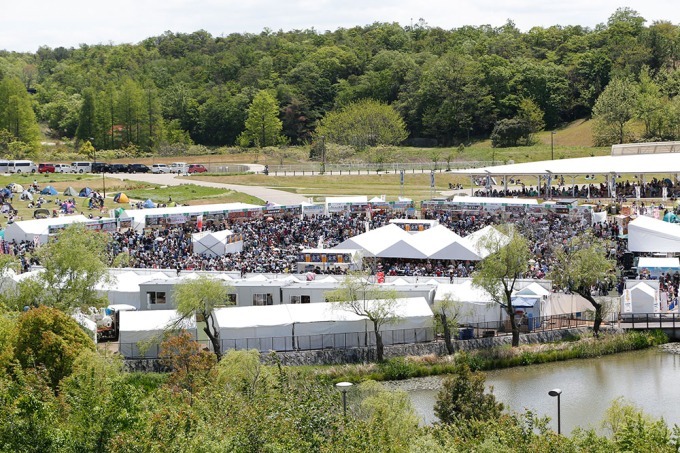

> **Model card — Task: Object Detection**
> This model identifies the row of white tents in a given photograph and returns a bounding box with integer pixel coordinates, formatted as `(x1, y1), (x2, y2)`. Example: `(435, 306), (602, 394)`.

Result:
(334, 224), (507, 261)
(118, 297), (434, 358)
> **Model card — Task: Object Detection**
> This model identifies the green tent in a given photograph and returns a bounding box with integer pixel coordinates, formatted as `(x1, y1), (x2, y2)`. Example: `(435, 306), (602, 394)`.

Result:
(63, 186), (78, 196)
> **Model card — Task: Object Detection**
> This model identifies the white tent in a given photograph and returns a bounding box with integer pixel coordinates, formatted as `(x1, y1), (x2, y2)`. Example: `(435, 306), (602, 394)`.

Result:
(621, 282), (659, 314)
(434, 280), (505, 324)
(334, 224), (411, 257)
(4, 215), (90, 244)
(192, 230), (243, 257)
(628, 216), (680, 252)
(464, 225), (510, 259)
(118, 310), (196, 358)
(409, 225), (482, 261)
(637, 257), (680, 277)
(213, 298), (433, 352)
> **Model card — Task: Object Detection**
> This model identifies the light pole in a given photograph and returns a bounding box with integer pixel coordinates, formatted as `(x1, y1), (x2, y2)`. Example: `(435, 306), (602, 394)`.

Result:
(548, 388), (562, 435)
(321, 135), (326, 174)
(551, 131), (556, 160)
(336, 381), (353, 418)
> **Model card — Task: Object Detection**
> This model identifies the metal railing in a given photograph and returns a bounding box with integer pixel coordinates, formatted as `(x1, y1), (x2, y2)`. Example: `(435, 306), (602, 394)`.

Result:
(264, 161), (497, 176)
(457, 313), (597, 340)
(117, 327), (435, 359)
(620, 313), (680, 330)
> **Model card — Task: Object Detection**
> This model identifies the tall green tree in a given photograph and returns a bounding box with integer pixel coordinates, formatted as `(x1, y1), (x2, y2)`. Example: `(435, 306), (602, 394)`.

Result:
(326, 272), (401, 361)
(172, 275), (234, 358)
(549, 233), (615, 337)
(472, 226), (530, 347)
(238, 90), (284, 147)
(592, 77), (638, 144)
(75, 87), (97, 143)
(316, 99), (407, 150)
(0, 77), (41, 152)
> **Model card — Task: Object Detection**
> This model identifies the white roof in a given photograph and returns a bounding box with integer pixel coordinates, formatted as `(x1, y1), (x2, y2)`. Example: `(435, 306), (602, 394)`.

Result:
(435, 280), (495, 304)
(453, 152), (680, 176)
(5, 215), (89, 236)
(325, 196), (368, 205)
(630, 282), (656, 298)
(119, 309), (195, 332)
(119, 202), (262, 223)
(334, 224), (411, 256)
(409, 225), (481, 261)
(464, 226), (510, 258)
(637, 257), (680, 269)
(450, 196), (538, 206)
(515, 282), (551, 297)
(628, 216), (680, 253)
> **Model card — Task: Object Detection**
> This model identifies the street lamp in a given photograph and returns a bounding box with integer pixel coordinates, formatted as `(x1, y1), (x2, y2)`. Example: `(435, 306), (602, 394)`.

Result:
(548, 388), (562, 435)
(551, 131), (556, 160)
(335, 381), (353, 417)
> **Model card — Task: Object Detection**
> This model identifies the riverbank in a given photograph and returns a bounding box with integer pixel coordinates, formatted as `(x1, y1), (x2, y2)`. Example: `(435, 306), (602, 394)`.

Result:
(306, 329), (668, 384)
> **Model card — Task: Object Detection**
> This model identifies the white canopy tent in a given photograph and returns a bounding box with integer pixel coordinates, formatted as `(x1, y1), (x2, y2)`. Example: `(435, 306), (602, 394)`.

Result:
(213, 298), (433, 352)
(118, 310), (196, 358)
(464, 225), (510, 259)
(4, 215), (90, 244)
(637, 257), (680, 277)
(334, 224), (412, 257)
(192, 230), (243, 257)
(621, 282), (660, 314)
(628, 216), (680, 253)
(409, 225), (482, 261)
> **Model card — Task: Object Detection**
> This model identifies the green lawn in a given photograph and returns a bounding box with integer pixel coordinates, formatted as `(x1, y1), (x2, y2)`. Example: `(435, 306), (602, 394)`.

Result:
(124, 184), (263, 205)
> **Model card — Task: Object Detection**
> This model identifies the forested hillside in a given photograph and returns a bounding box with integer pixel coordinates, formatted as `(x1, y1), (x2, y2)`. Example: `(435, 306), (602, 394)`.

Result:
(0, 7), (678, 156)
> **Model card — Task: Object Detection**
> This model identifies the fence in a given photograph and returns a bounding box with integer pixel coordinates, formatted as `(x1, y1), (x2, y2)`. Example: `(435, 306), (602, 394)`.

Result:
(621, 313), (680, 329)
(115, 327), (435, 359)
(457, 313), (598, 340)
(264, 161), (498, 176)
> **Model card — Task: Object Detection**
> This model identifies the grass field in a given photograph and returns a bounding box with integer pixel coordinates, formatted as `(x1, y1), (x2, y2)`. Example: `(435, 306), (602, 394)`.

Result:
(125, 185), (263, 205)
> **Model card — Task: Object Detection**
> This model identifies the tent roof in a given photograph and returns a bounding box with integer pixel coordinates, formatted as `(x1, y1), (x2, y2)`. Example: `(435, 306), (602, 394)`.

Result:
(452, 151), (680, 176)
(450, 196), (539, 206)
(637, 257), (680, 269)
(5, 215), (90, 236)
(119, 310), (195, 332)
(628, 216), (680, 252)
(630, 282), (656, 298)
(516, 282), (551, 297)
(409, 225), (481, 260)
(435, 280), (495, 304)
(325, 196), (368, 205)
(464, 226), (510, 258)
(334, 224), (411, 256)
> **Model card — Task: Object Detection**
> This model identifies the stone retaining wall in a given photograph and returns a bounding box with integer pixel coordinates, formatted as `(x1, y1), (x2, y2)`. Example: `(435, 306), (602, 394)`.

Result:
(123, 327), (594, 370)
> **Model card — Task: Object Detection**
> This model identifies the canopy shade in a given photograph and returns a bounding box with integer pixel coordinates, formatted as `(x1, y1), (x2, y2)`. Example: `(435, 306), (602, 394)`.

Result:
(628, 216), (680, 253)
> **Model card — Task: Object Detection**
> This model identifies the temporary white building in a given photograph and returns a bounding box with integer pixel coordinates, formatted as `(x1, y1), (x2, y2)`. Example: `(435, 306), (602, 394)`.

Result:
(213, 297), (433, 352)
(435, 280), (505, 324)
(628, 216), (680, 252)
(409, 225), (482, 261)
(118, 310), (196, 358)
(115, 202), (263, 230)
(192, 230), (243, 257)
(4, 215), (90, 244)
(621, 281), (660, 314)
(334, 224), (412, 257)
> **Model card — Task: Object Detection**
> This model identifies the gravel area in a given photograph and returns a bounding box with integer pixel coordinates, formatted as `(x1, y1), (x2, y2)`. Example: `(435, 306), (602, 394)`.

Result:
(659, 343), (680, 354)
(382, 375), (446, 392)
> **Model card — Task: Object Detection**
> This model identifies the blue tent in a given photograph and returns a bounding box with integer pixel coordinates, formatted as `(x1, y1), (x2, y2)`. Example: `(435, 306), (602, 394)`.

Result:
(40, 186), (58, 195)
(663, 212), (678, 223)
(78, 187), (92, 197)
(143, 198), (156, 208)
(0, 188), (11, 198)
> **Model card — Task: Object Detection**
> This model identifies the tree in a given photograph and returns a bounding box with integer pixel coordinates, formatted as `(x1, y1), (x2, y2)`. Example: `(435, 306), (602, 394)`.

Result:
(490, 118), (532, 148)
(549, 233), (615, 337)
(433, 295), (467, 355)
(316, 99), (408, 150)
(434, 357), (504, 425)
(238, 90), (284, 147)
(472, 226), (530, 347)
(32, 224), (111, 311)
(75, 88), (98, 145)
(326, 272), (401, 361)
(0, 77), (41, 152)
(172, 275), (233, 359)
(159, 331), (216, 398)
(592, 78), (638, 144)
(13, 306), (95, 389)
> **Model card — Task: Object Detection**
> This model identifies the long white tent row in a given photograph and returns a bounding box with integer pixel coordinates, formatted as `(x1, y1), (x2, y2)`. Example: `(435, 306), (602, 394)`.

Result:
(4, 215), (119, 244)
(213, 297), (433, 352)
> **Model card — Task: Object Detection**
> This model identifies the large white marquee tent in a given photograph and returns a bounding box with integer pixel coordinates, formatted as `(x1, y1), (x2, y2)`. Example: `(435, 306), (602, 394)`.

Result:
(118, 310), (196, 358)
(627, 216), (680, 253)
(192, 230), (243, 257)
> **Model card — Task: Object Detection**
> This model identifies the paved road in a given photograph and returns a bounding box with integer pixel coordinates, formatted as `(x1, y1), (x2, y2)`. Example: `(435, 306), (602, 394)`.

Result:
(106, 171), (309, 206)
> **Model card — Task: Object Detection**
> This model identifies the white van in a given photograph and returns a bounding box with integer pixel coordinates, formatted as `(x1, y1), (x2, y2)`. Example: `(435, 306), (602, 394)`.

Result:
(71, 161), (92, 173)
(54, 164), (72, 173)
(151, 163), (170, 174)
(0, 160), (10, 174)
(170, 162), (188, 174)
(8, 160), (37, 173)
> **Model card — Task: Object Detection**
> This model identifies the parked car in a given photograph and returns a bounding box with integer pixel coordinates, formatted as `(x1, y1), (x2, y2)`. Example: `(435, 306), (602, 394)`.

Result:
(38, 163), (55, 173)
(188, 164), (207, 174)
(170, 162), (188, 174)
(151, 163), (170, 174)
(54, 164), (72, 173)
(108, 163), (129, 173)
(128, 164), (150, 173)
(92, 162), (110, 173)
(8, 160), (38, 173)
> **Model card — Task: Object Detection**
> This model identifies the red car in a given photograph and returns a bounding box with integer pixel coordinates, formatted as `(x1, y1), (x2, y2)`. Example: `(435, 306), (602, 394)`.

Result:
(188, 164), (207, 174)
(38, 163), (55, 173)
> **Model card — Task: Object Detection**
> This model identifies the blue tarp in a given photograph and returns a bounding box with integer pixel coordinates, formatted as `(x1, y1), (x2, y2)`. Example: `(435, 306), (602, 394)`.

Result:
(41, 186), (58, 195)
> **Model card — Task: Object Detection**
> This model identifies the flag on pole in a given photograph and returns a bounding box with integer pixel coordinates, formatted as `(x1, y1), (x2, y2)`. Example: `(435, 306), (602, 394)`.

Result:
(430, 170), (435, 189)
(197, 215), (203, 232)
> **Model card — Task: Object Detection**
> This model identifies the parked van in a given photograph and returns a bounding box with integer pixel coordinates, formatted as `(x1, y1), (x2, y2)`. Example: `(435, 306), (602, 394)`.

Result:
(71, 161), (92, 173)
(0, 160), (11, 173)
(8, 160), (37, 173)
(151, 163), (170, 174)
(54, 164), (72, 173)
(170, 162), (188, 174)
